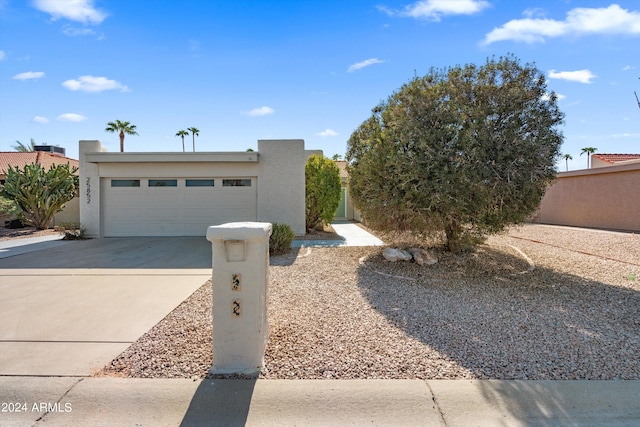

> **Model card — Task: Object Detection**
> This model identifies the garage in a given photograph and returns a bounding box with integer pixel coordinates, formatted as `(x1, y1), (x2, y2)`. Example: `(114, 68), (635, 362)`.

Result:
(102, 177), (257, 237)
(81, 139), (310, 237)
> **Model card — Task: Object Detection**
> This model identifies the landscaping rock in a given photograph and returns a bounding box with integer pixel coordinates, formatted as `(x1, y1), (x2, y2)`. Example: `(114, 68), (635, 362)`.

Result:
(408, 247), (438, 266)
(382, 247), (412, 262)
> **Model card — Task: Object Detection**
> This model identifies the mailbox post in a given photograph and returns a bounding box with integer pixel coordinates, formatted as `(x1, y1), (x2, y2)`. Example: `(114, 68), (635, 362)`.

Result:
(206, 222), (272, 375)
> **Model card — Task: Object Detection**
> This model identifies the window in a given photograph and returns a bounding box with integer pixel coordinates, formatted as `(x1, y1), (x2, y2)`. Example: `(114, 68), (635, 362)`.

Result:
(186, 179), (215, 187)
(111, 179), (140, 187)
(148, 179), (177, 187)
(222, 179), (252, 187)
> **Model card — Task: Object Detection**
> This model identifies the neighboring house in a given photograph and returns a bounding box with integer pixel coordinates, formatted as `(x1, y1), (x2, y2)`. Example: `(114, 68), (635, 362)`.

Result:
(0, 150), (80, 226)
(0, 151), (79, 185)
(333, 160), (360, 221)
(79, 139), (319, 238)
(591, 153), (640, 169)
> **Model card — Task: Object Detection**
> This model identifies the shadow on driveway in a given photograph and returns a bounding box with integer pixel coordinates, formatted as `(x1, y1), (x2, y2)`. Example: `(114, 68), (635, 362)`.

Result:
(0, 237), (212, 269)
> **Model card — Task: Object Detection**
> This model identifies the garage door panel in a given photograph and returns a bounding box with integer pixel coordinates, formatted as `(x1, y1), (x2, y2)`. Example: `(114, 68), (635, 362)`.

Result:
(102, 177), (256, 237)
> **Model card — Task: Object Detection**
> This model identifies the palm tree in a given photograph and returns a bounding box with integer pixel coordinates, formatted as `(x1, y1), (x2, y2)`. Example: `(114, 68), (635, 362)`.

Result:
(563, 153), (573, 172)
(580, 147), (597, 169)
(105, 120), (138, 152)
(176, 130), (188, 152)
(13, 138), (36, 152)
(187, 127), (199, 152)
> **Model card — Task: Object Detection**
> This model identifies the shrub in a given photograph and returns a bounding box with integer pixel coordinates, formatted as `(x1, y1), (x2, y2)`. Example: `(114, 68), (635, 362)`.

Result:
(346, 55), (564, 252)
(0, 195), (22, 220)
(305, 154), (342, 229)
(269, 223), (295, 255)
(56, 222), (87, 240)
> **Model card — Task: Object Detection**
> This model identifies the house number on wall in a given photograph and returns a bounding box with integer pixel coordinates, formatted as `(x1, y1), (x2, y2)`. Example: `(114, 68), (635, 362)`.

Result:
(232, 274), (241, 291)
(232, 300), (241, 317)
(86, 177), (91, 204)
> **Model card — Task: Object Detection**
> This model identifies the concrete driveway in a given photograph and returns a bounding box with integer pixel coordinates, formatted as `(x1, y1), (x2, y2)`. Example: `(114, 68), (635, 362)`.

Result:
(0, 237), (211, 376)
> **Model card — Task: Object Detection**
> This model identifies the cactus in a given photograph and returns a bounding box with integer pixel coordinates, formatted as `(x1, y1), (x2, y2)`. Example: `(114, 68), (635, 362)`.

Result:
(1, 163), (79, 230)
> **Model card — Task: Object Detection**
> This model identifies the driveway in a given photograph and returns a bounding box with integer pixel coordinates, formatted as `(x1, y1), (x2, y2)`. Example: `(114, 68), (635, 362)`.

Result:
(0, 237), (211, 376)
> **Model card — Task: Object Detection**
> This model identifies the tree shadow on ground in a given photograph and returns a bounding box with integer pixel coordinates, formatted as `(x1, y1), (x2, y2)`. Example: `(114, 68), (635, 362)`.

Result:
(357, 246), (640, 423)
(357, 246), (640, 380)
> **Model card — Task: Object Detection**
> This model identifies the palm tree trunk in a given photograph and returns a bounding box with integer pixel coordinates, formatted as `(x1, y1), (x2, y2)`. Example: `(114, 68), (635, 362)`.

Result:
(119, 131), (125, 152)
(192, 135), (195, 152)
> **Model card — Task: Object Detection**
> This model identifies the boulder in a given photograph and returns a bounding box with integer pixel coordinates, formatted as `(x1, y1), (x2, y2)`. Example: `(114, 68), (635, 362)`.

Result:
(408, 247), (438, 266)
(382, 247), (413, 262)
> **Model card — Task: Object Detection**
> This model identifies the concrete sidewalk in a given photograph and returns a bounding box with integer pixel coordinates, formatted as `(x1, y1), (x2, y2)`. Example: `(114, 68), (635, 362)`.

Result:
(292, 220), (385, 247)
(2, 377), (638, 426)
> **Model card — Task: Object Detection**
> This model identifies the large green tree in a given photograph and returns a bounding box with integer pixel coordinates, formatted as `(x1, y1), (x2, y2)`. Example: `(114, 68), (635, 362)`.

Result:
(346, 55), (564, 252)
(1, 163), (79, 229)
(305, 154), (342, 229)
(105, 120), (138, 152)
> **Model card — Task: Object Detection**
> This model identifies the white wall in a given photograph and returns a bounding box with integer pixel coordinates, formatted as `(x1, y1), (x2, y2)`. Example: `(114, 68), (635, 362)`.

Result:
(258, 139), (308, 235)
(80, 139), (310, 237)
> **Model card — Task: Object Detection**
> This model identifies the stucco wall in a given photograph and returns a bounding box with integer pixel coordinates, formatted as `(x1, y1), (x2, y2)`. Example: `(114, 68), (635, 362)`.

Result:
(80, 139), (310, 237)
(52, 196), (80, 226)
(79, 140), (104, 237)
(533, 162), (640, 232)
(258, 139), (308, 235)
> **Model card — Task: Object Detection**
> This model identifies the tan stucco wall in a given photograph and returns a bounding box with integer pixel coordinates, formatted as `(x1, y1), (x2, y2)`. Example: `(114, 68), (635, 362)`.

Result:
(52, 196), (80, 226)
(533, 163), (640, 232)
(258, 139), (308, 235)
(591, 157), (611, 169)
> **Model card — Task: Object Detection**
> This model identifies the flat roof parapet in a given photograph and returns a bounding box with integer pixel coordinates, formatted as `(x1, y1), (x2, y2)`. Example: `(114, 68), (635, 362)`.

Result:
(84, 152), (259, 163)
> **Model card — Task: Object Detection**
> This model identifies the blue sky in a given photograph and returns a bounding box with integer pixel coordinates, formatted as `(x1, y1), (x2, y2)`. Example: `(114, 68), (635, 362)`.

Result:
(1, 0), (639, 170)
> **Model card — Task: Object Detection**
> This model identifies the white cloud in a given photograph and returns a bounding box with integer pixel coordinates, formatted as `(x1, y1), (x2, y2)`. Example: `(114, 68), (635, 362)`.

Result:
(484, 4), (640, 44)
(622, 65), (636, 71)
(0, 50), (5, 61)
(245, 106), (274, 117)
(317, 129), (339, 137)
(613, 132), (640, 138)
(62, 25), (96, 36)
(348, 58), (385, 72)
(62, 75), (129, 92)
(548, 69), (597, 84)
(57, 113), (87, 122)
(12, 71), (45, 80)
(381, 0), (489, 21)
(32, 115), (49, 123)
(33, 0), (107, 24)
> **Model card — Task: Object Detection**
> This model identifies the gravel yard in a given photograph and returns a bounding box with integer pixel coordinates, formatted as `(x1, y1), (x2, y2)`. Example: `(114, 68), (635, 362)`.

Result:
(101, 224), (640, 380)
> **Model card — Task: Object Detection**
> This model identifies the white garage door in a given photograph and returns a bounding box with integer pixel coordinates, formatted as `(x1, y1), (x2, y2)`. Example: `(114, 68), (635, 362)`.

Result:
(102, 177), (257, 236)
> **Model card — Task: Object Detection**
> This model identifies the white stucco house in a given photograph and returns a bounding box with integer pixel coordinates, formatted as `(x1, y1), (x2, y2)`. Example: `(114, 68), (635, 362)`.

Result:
(79, 139), (319, 238)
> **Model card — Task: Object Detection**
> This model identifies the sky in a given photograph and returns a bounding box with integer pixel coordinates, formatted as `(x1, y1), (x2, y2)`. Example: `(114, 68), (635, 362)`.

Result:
(0, 0), (639, 171)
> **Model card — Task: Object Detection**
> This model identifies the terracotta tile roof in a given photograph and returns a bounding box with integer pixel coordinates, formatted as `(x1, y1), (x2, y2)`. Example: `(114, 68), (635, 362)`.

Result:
(0, 152), (79, 176)
(591, 153), (640, 164)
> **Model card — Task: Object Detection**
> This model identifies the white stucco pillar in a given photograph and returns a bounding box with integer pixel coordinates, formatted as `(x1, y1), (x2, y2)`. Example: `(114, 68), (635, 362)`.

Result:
(79, 140), (105, 238)
(257, 139), (307, 236)
(206, 222), (272, 375)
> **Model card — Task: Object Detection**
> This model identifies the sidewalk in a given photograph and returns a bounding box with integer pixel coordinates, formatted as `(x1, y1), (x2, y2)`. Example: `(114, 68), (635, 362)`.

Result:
(2, 377), (638, 426)
(292, 220), (385, 247)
